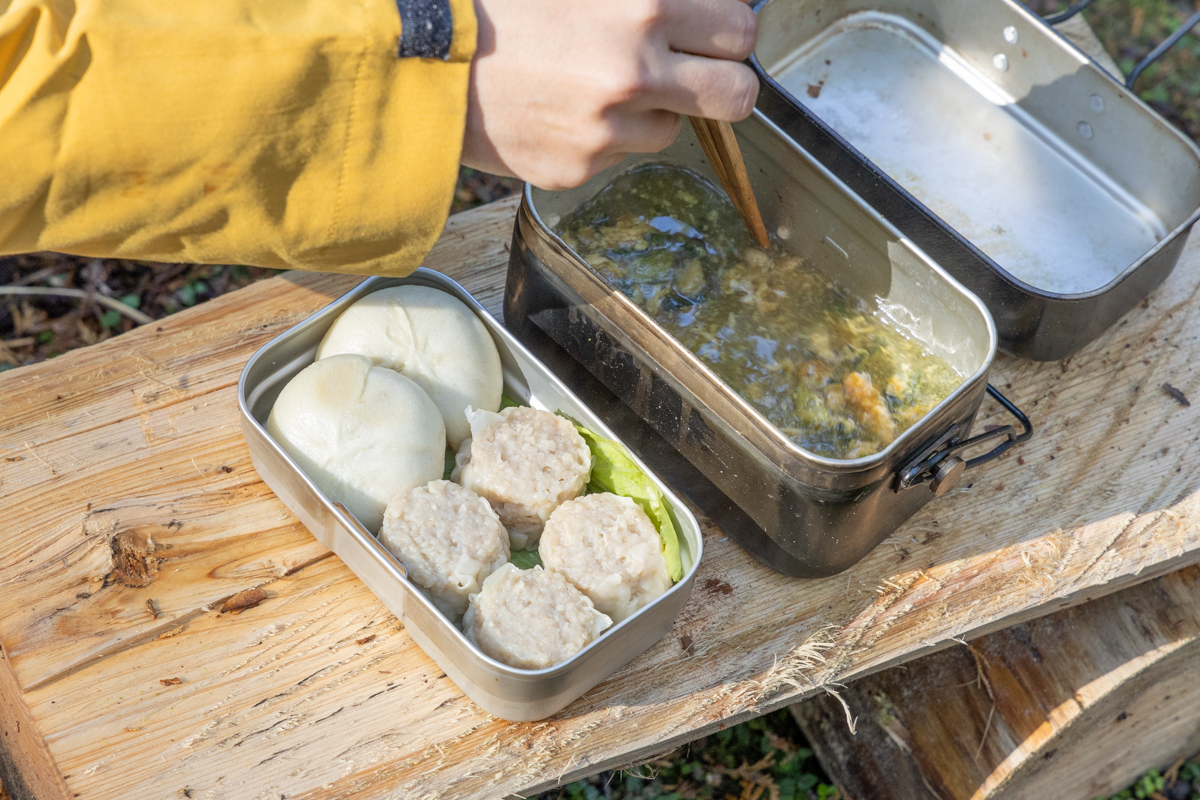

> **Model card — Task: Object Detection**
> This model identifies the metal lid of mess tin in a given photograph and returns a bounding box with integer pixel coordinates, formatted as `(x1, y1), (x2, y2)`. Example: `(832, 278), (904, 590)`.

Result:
(749, 0), (1200, 360)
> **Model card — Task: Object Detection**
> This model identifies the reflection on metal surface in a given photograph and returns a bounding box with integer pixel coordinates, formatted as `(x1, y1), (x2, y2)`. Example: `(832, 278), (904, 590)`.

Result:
(764, 11), (1162, 294)
(751, 0), (1200, 360)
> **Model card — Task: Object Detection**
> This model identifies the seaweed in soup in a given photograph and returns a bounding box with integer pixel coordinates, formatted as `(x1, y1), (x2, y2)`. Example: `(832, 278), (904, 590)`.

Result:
(556, 163), (962, 459)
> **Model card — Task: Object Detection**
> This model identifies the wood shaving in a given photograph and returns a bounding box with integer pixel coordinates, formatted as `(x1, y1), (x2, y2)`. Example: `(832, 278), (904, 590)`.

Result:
(220, 588), (267, 614)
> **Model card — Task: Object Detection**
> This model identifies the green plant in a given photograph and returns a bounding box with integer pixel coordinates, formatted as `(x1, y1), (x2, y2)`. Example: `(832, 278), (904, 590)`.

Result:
(176, 280), (208, 308)
(1095, 754), (1200, 800)
(1026, 0), (1200, 140)
(1133, 769), (1165, 798)
(535, 709), (839, 800)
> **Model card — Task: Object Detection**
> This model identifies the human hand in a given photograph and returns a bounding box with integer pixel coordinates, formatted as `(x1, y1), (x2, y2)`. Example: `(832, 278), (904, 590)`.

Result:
(461, 0), (759, 190)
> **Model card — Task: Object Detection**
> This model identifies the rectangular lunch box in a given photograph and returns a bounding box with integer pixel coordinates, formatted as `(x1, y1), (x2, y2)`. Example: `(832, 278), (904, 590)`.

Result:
(505, 112), (1030, 578)
(238, 270), (703, 721)
(750, 0), (1200, 361)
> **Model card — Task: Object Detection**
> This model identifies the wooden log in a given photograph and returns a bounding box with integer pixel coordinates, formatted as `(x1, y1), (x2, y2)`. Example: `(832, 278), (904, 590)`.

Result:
(792, 564), (1200, 800)
(2, 196), (1200, 800)
(1, 637), (71, 800)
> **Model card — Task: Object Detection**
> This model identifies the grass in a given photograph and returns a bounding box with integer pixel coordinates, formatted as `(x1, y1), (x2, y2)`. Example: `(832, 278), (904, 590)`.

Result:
(1097, 755), (1200, 800)
(1023, 0), (1200, 140)
(530, 709), (839, 800)
(529, 735), (1200, 800)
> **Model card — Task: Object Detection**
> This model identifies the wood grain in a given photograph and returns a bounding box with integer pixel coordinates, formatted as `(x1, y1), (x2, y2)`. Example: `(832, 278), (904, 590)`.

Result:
(1, 641), (70, 800)
(2, 191), (1200, 799)
(793, 564), (1200, 800)
(688, 116), (770, 248)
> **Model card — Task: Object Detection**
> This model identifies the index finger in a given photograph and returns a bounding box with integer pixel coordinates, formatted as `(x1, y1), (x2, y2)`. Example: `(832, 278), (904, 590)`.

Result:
(662, 0), (758, 62)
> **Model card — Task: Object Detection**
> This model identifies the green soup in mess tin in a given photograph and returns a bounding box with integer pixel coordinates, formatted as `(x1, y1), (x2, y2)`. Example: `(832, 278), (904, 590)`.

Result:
(556, 163), (963, 460)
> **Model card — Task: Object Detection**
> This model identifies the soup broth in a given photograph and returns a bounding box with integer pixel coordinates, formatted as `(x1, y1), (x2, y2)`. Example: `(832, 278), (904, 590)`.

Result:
(555, 163), (962, 459)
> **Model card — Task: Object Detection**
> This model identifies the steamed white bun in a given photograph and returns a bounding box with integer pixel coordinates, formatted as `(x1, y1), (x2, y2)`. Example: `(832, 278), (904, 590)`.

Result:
(315, 285), (503, 447)
(266, 354), (446, 532)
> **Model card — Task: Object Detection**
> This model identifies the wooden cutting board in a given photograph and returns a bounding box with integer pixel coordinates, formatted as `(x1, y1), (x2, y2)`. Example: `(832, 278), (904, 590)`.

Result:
(2, 195), (1200, 800)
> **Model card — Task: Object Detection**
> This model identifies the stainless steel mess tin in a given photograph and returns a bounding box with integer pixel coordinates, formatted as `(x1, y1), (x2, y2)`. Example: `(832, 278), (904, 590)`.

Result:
(751, 0), (1200, 360)
(238, 270), (703, 721)
(506, 113), (1026, 577)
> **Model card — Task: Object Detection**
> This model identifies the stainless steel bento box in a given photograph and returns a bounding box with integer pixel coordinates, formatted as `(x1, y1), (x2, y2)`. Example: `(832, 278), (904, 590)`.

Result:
(238, 270), (703, 721)
(505, 112), (1030, 578)
(750, 0), (1200, 361)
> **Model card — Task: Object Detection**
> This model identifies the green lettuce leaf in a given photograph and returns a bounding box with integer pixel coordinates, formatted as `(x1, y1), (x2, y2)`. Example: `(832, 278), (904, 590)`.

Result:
(573, 424), (683, 582)
(509, 547), (543, 570)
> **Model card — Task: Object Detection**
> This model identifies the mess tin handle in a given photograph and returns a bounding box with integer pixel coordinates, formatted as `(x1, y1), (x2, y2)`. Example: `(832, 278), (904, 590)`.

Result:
(896, 385), (1033, 496)
(1044, 0), (1200, 90)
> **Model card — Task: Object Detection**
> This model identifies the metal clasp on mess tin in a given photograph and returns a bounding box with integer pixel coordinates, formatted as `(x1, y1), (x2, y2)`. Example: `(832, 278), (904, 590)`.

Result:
(897, 385), (1033, 496)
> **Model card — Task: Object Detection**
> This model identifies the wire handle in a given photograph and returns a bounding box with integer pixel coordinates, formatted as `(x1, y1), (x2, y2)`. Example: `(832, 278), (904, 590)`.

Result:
(896, 384), (1033, 494)
(1042, 1), (1200, 89)
(1124, 8), (1200, 89)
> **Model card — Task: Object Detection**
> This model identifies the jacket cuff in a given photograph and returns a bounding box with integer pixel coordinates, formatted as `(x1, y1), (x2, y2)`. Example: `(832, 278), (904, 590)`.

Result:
(292, 0), (478, 275)
(395, 0), (453, 60)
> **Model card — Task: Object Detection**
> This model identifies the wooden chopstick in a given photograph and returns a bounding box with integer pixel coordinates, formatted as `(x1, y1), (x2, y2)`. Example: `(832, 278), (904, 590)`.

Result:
(688, 117), (770, 248)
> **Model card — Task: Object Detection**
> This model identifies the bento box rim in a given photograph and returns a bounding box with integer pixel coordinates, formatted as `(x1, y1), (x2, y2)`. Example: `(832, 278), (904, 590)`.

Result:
(521, 109), (999, 472)
(749, 0), (1200, 302)
(237, 269), (704, 681)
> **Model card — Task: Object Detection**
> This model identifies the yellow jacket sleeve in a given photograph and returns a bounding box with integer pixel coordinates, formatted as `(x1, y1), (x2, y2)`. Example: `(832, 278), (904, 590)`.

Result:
(0, 0), (476, 275)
